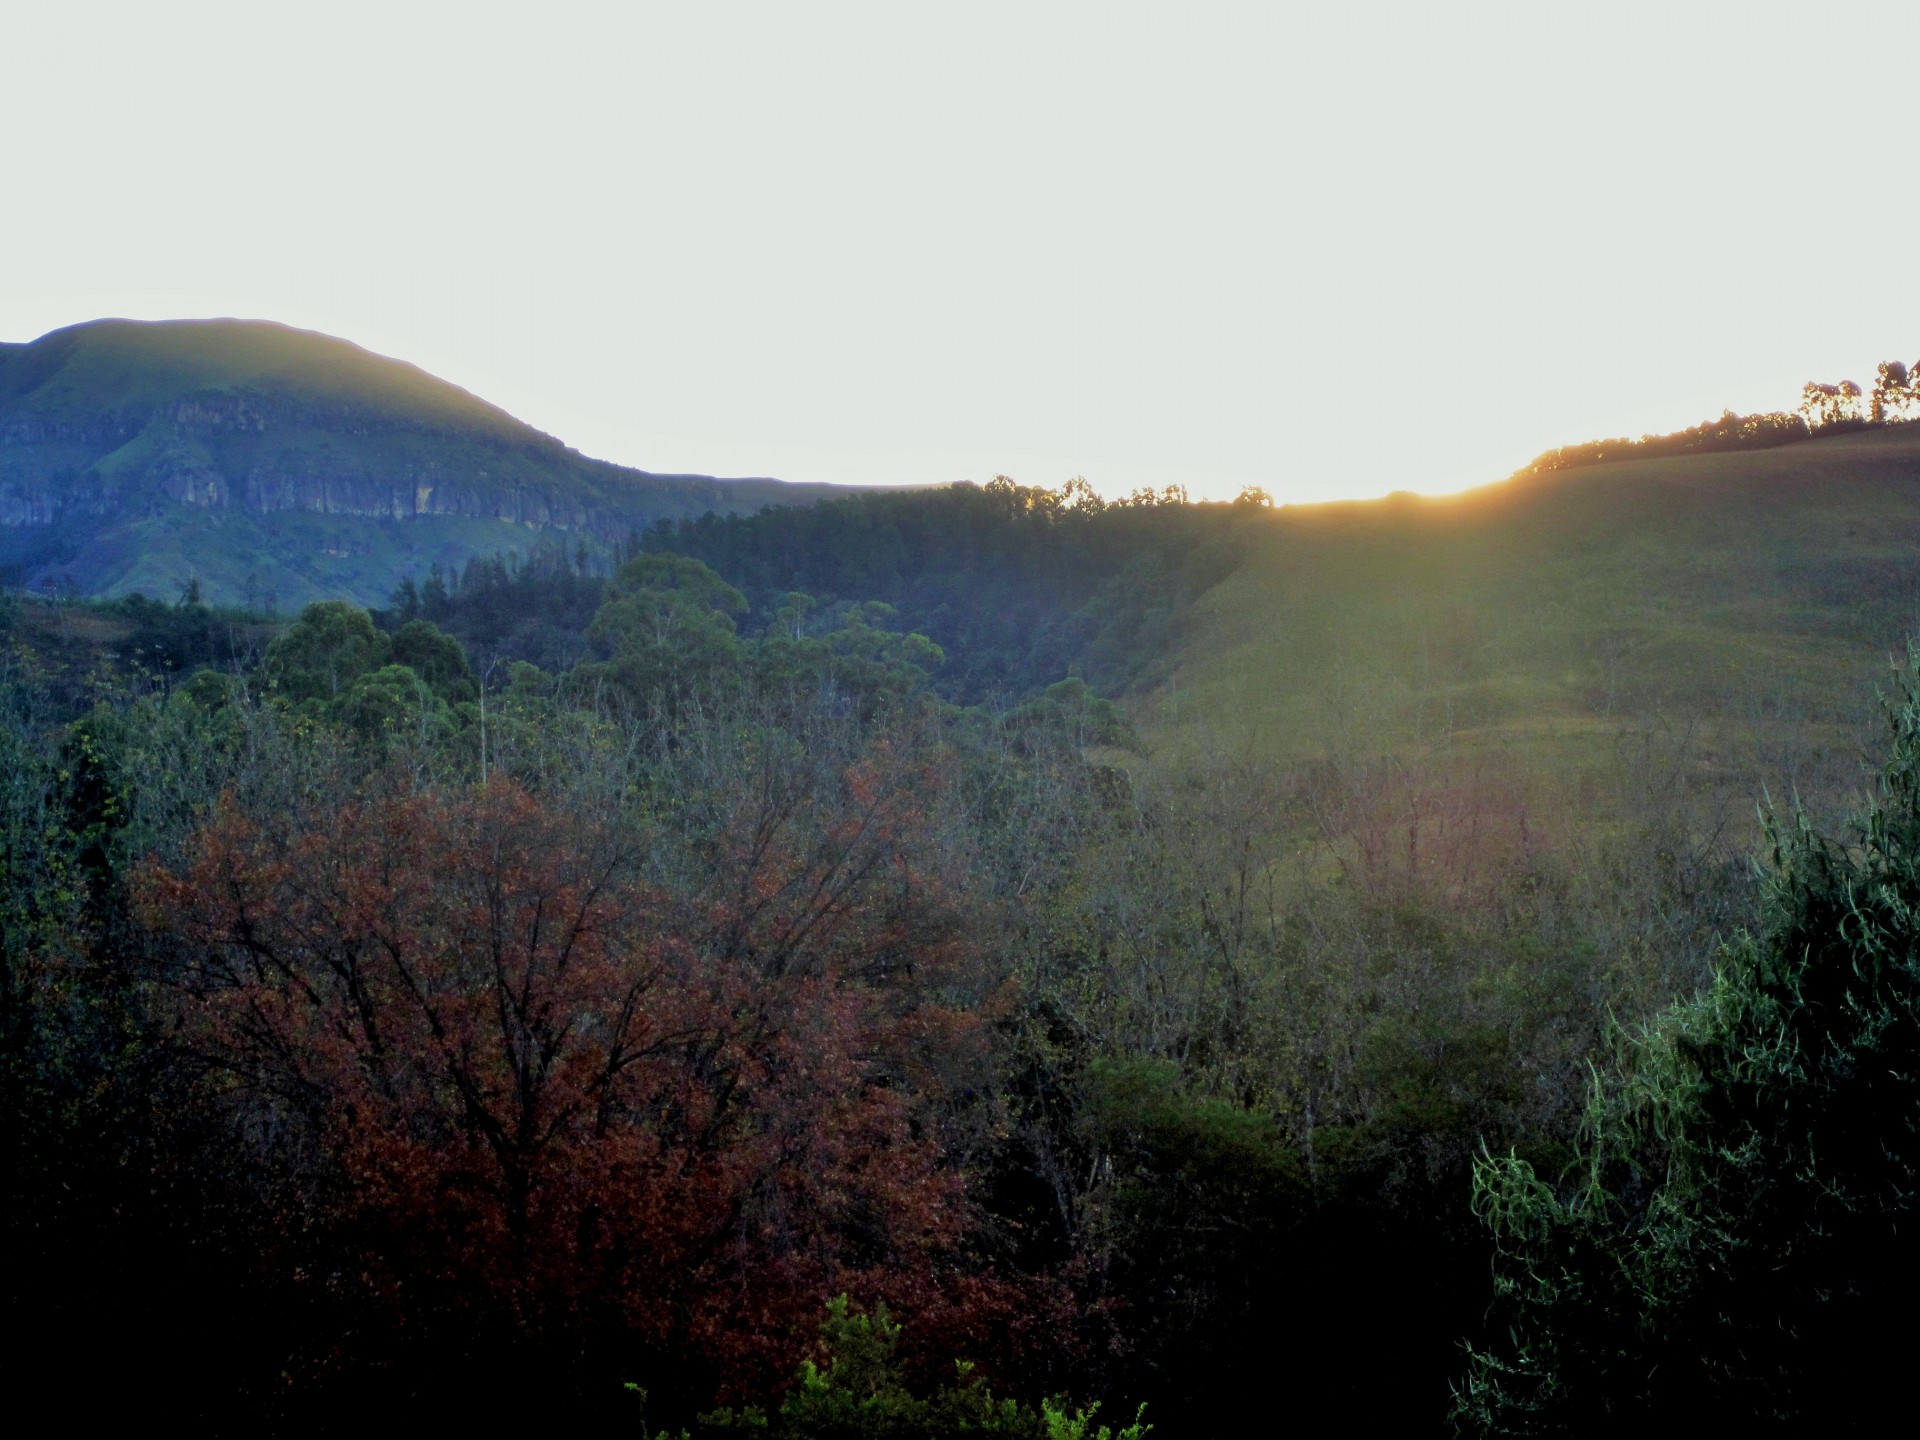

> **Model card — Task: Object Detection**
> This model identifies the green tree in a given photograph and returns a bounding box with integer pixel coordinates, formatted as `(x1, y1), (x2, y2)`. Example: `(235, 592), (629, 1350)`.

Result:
(389, 618), (478, 704)
(689, 1297), (1149, 1440)
(333, 663), (453, 743)
(998, 678), (1135, 753)
(1458, 647), (1920, 1434)
(579, 553), (747, 717)
(264, 600), (391, 707)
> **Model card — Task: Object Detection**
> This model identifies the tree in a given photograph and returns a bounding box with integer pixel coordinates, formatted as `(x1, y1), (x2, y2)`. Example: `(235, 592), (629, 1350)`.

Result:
(1799, 378), (1864, 429)
(776, 603), (945, 725)
(1058, 477), (1106, 516)
(263, 600), (391, 707)
(389, 576), (422, 622)
(389, 618), (478, 704)
(332, 662), (453, 742)
(1872, 360), (1915, 424)
(579, 554), (748, 719)
(1458, 647), (1920, 1433)
(138, 775), (991, 1409)
(997, 678), (1135, 753)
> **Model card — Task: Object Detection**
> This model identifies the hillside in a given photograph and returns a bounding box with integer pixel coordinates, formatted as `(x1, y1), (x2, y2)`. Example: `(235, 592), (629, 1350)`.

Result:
(0, 318), (851, 608)
(1142, 423), (1920, 840)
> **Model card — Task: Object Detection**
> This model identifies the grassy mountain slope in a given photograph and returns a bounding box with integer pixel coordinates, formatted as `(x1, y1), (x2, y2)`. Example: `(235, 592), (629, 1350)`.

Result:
(0, 317), (528, 435)
(1143, 424), (1920, 838)
(0, 318), (854, 608)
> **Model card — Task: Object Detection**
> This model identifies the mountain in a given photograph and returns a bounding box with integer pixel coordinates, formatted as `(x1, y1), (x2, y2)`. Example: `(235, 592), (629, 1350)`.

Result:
(0, 318), (854, 609)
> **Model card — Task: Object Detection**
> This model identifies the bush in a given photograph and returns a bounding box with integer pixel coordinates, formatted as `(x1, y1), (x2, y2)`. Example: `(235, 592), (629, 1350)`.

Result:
(665, 1297), (1150, 1440)
(1458, 647), (1920, 1434)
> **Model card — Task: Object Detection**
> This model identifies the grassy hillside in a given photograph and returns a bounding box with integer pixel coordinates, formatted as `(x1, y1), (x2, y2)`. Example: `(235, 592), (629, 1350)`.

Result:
(1143, 425), (1920, 838)
(0, 318), (530, 438)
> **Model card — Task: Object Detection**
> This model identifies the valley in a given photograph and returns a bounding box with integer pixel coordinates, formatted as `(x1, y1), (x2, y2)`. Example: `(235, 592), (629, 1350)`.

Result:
(5, 331), (1920, 1437)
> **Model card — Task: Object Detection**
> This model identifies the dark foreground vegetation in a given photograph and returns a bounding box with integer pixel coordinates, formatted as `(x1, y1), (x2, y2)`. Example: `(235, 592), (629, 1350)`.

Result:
(5, 471), (1919, 1435)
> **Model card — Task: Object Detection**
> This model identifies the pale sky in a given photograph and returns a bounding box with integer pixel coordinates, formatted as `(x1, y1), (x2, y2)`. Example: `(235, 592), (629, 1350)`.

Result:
(4, 1), (1916, 503)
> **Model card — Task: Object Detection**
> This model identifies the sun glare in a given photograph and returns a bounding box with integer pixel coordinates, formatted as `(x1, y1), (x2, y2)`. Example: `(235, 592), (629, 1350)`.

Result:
(3, 5), (1916, 502)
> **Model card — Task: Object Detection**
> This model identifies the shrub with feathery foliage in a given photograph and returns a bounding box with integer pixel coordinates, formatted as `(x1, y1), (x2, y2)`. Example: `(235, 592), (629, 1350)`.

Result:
(1458, 646), (1920, 1434)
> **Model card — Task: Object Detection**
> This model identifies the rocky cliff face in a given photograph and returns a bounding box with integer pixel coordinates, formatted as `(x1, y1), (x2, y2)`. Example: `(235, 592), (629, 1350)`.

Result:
(2, 416), (142, 446)
(0, 381), (639, 532)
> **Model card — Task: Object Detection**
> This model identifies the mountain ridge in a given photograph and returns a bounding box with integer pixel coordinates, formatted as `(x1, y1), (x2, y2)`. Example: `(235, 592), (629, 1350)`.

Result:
(0, 317), (856, 607)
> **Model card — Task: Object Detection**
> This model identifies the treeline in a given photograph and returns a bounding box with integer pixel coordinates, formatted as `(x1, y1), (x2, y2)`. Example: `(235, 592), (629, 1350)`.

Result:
(625, 477), (1267, 701)
(1514, 355), (1919, 482)
(388, 540), (606, 674)
(376, 478), (1265, 706)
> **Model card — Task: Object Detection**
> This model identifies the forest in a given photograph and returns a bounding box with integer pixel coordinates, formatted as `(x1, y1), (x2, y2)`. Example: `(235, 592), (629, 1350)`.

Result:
(5, 465), (1920, 1436)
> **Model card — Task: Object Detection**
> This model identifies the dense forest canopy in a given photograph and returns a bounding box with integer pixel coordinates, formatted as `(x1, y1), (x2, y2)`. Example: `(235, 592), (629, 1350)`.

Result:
(7, 410), (1920, 1435)
(380, 476), (1267, 704)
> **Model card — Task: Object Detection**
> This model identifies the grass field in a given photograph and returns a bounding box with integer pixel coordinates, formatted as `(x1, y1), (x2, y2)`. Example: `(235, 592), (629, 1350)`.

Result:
(1140, 426), (1920, 846)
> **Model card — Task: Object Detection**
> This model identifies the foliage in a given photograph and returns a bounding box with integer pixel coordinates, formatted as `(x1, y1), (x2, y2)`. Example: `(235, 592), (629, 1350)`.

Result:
(1800, 378), (1867, 430)
(998, 678), (1135, 753)
(391, 538), (607, 673)
(263, 599), (475, 747)
(1458, 647), (1920, 1434)
(575, 553), (749, 718)
(677, 1297), (1148, 1440)
(264, 599), (393, 705)
(1870, 359), (1919, 424)
(632, 477), (1250, 700)
(136, 764), (1001, 1411)
(389, 617), (478, 702)
(11, 438), (1907, 1434)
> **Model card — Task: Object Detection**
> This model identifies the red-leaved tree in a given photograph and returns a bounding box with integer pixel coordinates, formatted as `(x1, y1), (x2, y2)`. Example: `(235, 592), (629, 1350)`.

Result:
(138, 773), (1000, 1407)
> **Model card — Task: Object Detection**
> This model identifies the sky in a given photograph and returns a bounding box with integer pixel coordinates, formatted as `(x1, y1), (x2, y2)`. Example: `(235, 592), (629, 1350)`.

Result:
(4, 1), (1916, 504)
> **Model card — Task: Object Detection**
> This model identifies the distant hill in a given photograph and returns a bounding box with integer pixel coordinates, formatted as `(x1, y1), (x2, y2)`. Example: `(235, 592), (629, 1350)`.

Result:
(1143, 422), (1920, 839)
(0, 318), (854, 608)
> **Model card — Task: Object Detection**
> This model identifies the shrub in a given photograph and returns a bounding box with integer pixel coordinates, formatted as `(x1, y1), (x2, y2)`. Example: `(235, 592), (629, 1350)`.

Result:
(667, 1296), (1149, 1440)
(1458, 647), (1920, 1433)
